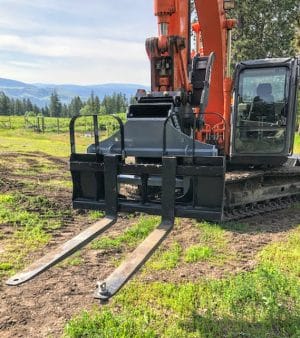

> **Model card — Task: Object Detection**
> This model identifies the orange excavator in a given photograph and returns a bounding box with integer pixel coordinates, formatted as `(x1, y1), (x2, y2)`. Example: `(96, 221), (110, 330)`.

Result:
(7, 0), (300, 301)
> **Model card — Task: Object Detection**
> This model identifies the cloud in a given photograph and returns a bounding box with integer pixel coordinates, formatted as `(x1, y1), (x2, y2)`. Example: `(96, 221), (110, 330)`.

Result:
(0, 0), (156, 84)
(0, 56), (150, 85)
(8, 60), (43, 69)
(0, 34), (146, 60)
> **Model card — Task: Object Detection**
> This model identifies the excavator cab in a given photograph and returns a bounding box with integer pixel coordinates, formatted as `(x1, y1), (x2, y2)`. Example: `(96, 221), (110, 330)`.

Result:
(231, 57), (299, 167)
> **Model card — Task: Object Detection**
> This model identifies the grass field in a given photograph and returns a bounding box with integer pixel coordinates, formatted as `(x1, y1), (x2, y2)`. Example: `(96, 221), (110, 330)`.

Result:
(0, 114), (126, 134)
(295, 133), (300, 154)
(0, 128), (299, 337)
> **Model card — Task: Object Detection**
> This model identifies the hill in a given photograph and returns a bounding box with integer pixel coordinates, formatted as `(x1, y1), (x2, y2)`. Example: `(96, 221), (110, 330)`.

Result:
(0, 78), (149, 107)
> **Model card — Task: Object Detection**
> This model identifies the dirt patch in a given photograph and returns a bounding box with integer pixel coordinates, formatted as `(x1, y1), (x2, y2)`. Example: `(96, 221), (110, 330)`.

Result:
(0, 216), (134, 338)
(1, 208), (299, 338)
(142, 208), (300, 283)
(0, 151), (299, 337)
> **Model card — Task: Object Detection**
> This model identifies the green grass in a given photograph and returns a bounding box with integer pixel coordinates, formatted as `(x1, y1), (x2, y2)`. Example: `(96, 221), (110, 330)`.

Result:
(294, 133), (300, 154)
(0, 262), (13, 271)
(0, 225), (50, 276)
(0, 192), (70, 277)
(91, 216), (159, 251)
(187, 221), (233, 265)
(147, 242), (182, 271)
(0, 129), (80, 157)
(258, 225), (300, 277)
(88, 210), (105, 221)
(58, 252), (84, 267)
(196, 221), (229, 249)
(0, 114), (126, 157)
(0, 193), (69, 229)
(65, 265), (300, 338)
(65, 220), (300, 338)
(184, 245), (214, 263)
(146, 221), (232, 272)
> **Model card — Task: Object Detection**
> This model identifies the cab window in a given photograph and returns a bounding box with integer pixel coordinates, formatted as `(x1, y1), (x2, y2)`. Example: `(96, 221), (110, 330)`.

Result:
(235, 67), (289, 154)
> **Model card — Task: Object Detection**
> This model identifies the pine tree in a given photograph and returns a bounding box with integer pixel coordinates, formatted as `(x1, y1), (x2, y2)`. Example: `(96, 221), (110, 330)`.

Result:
(26, 98), (33, 112)
(33, 105), (41, 115)
(94, 95), (101, 114)
(61, 104), (69, 117)
(44, 106), (50, 117)
(86, 92), (101, 115)
(49, 91), (62, 117)
(13, 99), (24, 115)
(0, 92), (10, 115)
(69, 96), (83, 116)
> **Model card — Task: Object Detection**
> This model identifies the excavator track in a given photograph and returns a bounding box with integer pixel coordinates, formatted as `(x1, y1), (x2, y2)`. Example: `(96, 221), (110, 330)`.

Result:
(223, 165), (300, 221)
(224, 195), (298, 221)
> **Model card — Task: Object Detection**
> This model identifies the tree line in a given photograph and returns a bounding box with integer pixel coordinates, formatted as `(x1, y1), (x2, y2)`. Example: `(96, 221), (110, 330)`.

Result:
(231, 0), (299, 63)
(0, 91), (131, 117)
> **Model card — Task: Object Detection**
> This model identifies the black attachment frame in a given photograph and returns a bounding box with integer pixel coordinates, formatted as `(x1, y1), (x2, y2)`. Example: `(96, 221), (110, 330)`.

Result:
(70, 115), (226, 222)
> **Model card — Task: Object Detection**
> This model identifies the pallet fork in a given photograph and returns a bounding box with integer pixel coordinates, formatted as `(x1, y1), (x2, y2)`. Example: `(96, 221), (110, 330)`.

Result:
(6, 156), (176, 301)
(7, 115), (225, 301)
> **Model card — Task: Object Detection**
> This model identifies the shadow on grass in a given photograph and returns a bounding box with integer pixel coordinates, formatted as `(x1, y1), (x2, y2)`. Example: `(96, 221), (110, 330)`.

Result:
(179, 312), (300, 338)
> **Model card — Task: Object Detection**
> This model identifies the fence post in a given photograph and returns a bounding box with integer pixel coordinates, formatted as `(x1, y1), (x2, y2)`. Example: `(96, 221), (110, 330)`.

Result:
(41, 116), (45, 133)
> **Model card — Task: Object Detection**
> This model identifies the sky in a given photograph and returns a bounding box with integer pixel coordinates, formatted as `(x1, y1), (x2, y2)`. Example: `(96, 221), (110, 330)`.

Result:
(0, 0), (157, 85)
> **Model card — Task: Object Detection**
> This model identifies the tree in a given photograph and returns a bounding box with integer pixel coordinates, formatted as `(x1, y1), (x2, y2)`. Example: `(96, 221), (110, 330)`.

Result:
(13, 99), (24, 115)
(42, 106), (50, 117)
(231, 0), (299, 63)
(94, 95), (101, 114)
(0, 92), (10, 115)
(61, 104), (69, 117)
(69, 96), (83, 116)
(129, 95), (137, 105)
(101, 92), (128, 115)
(49, 91), (62, 117)
(25, 98), (33, 112)
(85, 92), (101, 115)
(33, 104), (40, 115)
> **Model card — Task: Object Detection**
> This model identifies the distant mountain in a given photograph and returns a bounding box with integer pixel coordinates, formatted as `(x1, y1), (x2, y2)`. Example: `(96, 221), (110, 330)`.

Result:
(0, 78), (149, 107)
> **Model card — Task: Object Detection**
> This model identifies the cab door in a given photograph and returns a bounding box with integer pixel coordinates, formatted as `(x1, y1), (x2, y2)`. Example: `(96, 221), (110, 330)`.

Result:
(230, 58), (299, 167)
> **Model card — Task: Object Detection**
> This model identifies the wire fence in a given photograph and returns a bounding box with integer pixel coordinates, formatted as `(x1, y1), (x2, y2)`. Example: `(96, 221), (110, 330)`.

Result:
(0, 114), (126, 135)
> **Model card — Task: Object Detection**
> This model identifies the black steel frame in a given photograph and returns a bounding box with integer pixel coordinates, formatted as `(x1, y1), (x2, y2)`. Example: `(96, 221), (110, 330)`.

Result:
(69, 114), (226, 222)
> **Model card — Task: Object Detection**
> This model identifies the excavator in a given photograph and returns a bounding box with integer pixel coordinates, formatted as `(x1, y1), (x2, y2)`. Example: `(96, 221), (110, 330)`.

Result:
(7, 0), (300, 301)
